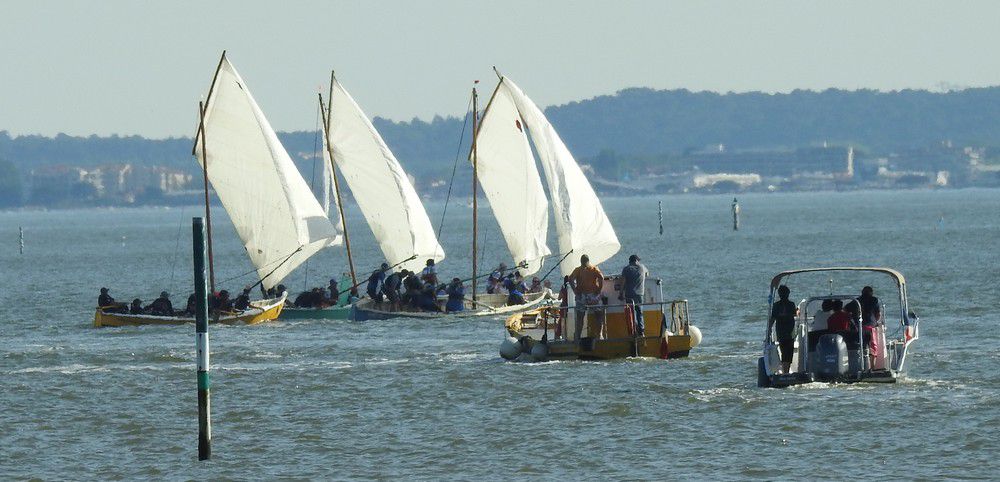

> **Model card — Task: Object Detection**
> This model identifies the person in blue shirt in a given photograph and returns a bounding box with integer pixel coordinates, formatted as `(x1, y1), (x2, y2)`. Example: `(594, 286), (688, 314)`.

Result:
(504, 271), (527, 305)
(445, 277), (465, 312)
(366, 263), (388, 303)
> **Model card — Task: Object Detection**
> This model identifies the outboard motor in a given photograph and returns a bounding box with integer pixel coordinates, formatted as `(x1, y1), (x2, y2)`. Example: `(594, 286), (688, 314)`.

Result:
(814, 334), (849, 381)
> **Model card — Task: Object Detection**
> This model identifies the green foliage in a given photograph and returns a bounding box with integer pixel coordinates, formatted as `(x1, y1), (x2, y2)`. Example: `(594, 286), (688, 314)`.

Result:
(0, 158), (23, 207)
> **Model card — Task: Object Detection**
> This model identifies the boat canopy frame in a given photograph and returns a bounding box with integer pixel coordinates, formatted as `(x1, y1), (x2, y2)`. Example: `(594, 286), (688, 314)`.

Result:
(767, 267), (914, 334)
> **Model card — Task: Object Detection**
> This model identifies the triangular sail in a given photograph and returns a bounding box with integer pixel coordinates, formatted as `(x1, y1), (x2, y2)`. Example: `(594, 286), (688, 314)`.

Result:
(501, 77), (621, 275)
(320, 129), (345, 243)
(325, 76), (444, 273)
(474, 84), (551, 276)
(194, 56), (341, 290)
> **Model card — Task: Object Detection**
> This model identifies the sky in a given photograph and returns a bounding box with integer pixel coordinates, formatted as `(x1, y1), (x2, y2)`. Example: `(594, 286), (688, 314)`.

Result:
(2, 0), (1000, 138)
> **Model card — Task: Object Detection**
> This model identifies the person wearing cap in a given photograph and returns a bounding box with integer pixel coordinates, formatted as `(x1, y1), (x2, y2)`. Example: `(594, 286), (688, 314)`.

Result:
(148, 291), (174, 316)
(367, 263), (389, 303)
(620, 254), (649, 336)
(569, 254), (605, 340)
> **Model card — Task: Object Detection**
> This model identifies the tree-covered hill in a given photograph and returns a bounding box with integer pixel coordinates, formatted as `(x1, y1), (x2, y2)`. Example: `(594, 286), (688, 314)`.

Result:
(4, 86), (1000, 176)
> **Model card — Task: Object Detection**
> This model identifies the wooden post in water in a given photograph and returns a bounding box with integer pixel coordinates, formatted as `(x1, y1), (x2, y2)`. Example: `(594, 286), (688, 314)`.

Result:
(19, 227), (24, 254)
(192, 217), (212, 461)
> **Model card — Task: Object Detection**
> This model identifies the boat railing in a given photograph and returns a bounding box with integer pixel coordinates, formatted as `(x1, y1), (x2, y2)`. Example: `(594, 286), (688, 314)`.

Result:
(539, 300), (690, 340)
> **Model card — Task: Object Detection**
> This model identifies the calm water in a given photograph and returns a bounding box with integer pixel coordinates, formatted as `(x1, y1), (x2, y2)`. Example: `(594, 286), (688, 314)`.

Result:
(1, 189), (998, 479)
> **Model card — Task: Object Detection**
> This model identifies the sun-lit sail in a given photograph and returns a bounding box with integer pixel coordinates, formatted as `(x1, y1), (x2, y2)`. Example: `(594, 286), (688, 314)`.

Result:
(320, 129), (345, 244)
(194, 56), (341, 290)
(324, 76), (444, 273)
(474, 83), (551, 276)
(482, 76), (620, 276)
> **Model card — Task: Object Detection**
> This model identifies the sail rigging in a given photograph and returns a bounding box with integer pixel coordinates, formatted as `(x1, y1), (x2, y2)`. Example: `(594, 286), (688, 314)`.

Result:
(323, 75), (444, 273)
(193, 55), (341, 290)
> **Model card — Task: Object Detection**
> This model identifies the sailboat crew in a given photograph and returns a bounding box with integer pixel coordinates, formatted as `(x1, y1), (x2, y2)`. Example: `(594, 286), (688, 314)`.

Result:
(620, 254), (648, 336)
(421, 259), (439, 286)
(367, 263), (389, 303)
(486, 263), (507, 294)
(445, 278), (465, 312)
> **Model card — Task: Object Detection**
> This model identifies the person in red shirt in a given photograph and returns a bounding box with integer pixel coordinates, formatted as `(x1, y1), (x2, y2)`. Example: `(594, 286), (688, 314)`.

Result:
(826, 299), (852, 332)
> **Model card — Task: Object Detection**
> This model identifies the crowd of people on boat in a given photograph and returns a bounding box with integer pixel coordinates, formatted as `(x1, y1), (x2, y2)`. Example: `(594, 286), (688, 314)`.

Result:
(97, 285), (261, 317)
(769, 285), (883, 374)
(358, 258), (557, 313)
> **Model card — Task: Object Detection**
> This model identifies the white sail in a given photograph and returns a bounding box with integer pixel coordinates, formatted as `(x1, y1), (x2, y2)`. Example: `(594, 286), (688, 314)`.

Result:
(474, 84), (551, 276)
(325, 76), (444, 273)
(320, 129), (345, 243)
(194, 56), (341, 290)
(501, 77), (621, 275)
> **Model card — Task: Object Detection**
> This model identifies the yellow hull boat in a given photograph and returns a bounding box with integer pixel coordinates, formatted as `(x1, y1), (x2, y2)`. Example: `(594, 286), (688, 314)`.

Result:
(93, 296), (286, 328)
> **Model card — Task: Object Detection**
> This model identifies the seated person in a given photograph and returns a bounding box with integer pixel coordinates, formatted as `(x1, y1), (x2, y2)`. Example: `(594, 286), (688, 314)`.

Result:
(417, 285), (441, 312)
(445, 278), (465, 312)
(98, 287), (128, 313)
(233, 287), (251, 311)
(148, 291), (174, 316)
(383, 270), (403, 306)
(129, 298), (145, 315)
(210, 290), (232, 312)
(402, 271), (423, 307)
(184, 293), (197, 316)
(293, 290), (314, 308)
(503, 272), (527, 305)
(527, 277), (543, 293)
(826, 299), (852, 332)
(812, 299), (833, 331)
(367, 264), (388, 303)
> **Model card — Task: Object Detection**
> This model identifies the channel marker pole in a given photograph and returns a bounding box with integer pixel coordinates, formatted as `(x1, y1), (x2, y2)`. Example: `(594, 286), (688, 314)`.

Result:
(192, 217), (212, 460)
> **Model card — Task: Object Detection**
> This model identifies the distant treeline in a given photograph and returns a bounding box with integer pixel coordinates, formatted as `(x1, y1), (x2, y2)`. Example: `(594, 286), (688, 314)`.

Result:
(4, 86), (1000, 178)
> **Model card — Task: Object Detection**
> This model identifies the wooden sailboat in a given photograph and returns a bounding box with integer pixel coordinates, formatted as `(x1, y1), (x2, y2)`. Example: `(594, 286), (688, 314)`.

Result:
(475, 73), (702, 360)
(94, 52), (341, 327)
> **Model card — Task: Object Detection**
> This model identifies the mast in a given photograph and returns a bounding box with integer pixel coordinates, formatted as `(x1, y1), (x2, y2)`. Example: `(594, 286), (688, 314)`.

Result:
(197, 101), (216, 293)
(319, 87), (358, 289)
(471, 83), (480, 307)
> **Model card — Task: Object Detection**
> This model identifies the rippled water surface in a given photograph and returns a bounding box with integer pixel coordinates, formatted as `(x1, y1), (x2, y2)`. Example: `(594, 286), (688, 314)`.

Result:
(2, 189), (998, 479)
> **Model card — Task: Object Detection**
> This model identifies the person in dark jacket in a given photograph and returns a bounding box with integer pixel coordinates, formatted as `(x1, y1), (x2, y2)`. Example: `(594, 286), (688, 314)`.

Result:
(129, 298), (145, 315)
(503, 272), (527, 305)
(148, 291), (174, 316)
(367, 263), (388, 303)
(233, 287), (251, 311)
(769, 285), (798, 374)
(383, 270), (403, 307)
(98, 287), (128, 313)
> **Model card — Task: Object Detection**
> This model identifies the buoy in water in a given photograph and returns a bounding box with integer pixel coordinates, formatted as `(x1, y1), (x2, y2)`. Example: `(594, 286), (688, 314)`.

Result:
(500, 336), (521, 360)
(688, 325), (703, 348)
(530, 342), (549, 361)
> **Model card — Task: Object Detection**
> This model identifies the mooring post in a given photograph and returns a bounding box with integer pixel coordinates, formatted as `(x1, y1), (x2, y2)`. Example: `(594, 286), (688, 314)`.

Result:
(192, 217), (212, 460)
(658, 201), (663, 236)
(731, 198), (740, 231)
(19, 227), (24, 255)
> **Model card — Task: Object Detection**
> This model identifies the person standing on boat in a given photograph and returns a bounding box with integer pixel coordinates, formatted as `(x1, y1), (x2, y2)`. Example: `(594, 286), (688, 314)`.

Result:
(445, 277), (465, 312)
(367, 263), (389, 303)
(769, 285), (798, 374)
(620, 254), (649, 336)
(569, 254), (605, 341)
(421, 259), (439, 287)
(858, 286), (882, 369)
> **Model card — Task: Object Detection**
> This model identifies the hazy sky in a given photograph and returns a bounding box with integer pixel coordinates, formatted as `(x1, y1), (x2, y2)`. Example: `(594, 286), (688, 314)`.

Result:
(2, 1), (999, 138)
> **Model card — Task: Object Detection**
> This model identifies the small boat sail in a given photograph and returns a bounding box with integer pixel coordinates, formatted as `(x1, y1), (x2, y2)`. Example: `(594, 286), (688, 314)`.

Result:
(757, 267), (920, 388)
(481, 74), (702, 360)
(344, 76), (550, 320)
(95, 52), (341, 327)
